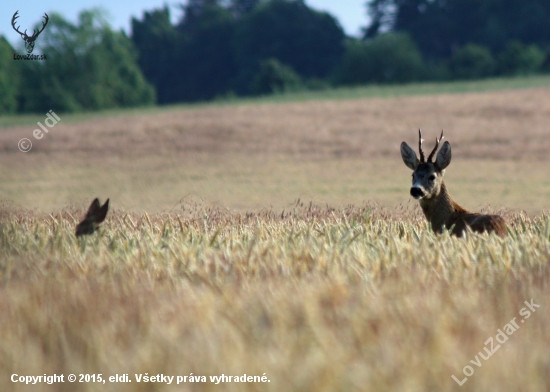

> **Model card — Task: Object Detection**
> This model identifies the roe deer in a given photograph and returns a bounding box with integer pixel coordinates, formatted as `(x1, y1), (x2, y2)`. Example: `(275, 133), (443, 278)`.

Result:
(400, 130), (506, 237)
(76, 198), (110, 237)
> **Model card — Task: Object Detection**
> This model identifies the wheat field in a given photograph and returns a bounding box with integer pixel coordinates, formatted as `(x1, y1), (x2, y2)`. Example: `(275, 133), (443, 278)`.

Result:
(1, 82), (550, 391)
(1, 203), (549, 391)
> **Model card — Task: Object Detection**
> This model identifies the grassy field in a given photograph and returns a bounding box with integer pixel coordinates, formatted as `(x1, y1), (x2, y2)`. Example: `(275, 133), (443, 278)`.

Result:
(1, 78), (550, 391)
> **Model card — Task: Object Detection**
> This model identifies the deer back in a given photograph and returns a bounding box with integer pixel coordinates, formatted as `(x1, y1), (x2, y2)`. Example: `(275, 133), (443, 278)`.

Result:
(451, 212), (507, 237)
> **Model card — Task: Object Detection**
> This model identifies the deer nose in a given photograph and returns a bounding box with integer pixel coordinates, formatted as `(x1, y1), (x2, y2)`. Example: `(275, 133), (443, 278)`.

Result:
(410, 187), (425, 199)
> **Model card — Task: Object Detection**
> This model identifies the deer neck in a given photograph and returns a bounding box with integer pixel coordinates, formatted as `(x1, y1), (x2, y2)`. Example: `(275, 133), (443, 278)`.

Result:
(419, 182), (466, 233)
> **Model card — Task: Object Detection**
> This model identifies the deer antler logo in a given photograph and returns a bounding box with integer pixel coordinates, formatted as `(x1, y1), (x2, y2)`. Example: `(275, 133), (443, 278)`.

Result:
(11, 10), (49, 54)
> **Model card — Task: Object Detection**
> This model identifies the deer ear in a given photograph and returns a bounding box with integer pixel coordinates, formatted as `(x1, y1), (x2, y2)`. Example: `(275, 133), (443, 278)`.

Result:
(436, 141), (451, 170)
(400, 142), (419, 170)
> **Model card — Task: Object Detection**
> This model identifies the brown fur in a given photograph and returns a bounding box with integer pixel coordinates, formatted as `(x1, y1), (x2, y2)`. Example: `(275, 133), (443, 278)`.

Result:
(418, 183), (506, 237)
(76, 198), (110, 237)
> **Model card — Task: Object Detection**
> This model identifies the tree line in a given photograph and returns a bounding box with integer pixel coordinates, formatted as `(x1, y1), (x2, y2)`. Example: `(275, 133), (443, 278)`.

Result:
(2, 0), (550, 114)
(363, 0), (550, 80)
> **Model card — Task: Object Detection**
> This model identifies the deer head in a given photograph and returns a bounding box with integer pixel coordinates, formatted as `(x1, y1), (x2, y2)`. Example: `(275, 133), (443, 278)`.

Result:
(400, 130), (451, 200)
(76, 198), (110, 237)
(11, 11), (49, 54)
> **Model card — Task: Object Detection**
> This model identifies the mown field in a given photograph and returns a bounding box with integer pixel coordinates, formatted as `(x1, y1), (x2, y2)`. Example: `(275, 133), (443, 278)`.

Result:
(1, 77), (550, 391)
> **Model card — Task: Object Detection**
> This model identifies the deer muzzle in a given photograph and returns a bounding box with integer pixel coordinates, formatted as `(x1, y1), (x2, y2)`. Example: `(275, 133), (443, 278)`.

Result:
(410, 187), (425, 199)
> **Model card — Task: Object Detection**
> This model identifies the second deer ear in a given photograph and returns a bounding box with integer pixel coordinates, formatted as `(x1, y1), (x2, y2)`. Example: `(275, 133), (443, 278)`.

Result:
(400, 142), (419, 170)
(436, 141), (452, 170)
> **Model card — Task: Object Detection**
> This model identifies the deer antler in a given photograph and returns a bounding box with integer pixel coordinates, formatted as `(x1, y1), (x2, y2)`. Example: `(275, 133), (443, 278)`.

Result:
(427, 130), (444, 162)
(11, 11), (49, 40)
(11, 11), (25, 37)
(33, 13), (49, 39)
(418, 129), (425, 162)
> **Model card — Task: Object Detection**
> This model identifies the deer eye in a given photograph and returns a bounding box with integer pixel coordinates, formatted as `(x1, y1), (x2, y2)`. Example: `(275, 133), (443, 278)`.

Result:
(429, 174), (436, 181)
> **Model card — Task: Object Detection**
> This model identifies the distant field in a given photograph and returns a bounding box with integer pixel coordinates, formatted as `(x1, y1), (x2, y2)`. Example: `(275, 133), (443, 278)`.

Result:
(3, 74), (550, 128)
(1, 78), (550, 213)
(2, 79), (550, 391)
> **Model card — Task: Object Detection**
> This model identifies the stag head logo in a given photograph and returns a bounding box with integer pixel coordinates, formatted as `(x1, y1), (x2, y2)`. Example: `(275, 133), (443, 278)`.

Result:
(11, 11), (49, 54)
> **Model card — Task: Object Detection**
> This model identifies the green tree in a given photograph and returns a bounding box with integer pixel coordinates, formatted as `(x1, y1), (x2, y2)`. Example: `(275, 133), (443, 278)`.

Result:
(131, 0), (345, 102)
(132, 1), (239, 102)
(334, 33), (425, 85)
(0, 37), (20, 114)
(449, 44), (496, 79)
(230, 0), (263, 16)
(251, 58), (302, 94)
(365, 0), (550, 60)
(173, 1), (238, 101)
(20, 9), (155, 113)
(131, 7), (179, 103)
(498, 41), (545, 75)
(234, 0), (345, 94)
